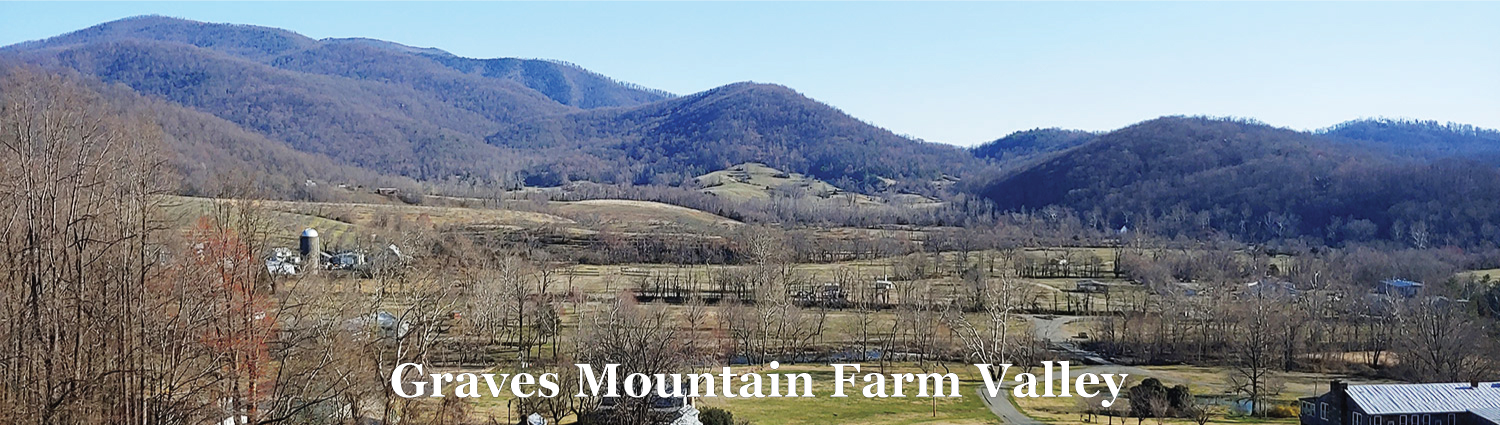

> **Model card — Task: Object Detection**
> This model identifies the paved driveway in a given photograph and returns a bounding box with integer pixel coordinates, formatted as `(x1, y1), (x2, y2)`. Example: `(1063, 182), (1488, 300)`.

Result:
(974, 315), (1152, 424)
(978, 386), (1043, 425)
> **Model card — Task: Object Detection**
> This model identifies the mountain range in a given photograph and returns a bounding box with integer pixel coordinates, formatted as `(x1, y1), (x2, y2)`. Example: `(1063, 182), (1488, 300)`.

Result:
(975, 117), (1500, 246)
(3, 16), (1499, 246)
(0, 15), (973, 197)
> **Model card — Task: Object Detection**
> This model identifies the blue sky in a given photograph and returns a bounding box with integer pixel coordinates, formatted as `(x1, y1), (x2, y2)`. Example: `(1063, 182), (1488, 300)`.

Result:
(3, 2), (1498, 147)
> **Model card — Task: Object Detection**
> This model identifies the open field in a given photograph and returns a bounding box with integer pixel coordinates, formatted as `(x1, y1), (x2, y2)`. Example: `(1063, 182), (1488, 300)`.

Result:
(1462, 268), (1500, 281)
(157, 195), (1444, 425)
(459, 362), (1373, 425)
(553, 199), (741, 234)
(697, 362), (1001, 425)
(694, 162), (945, 208)
(695, 162), (851, 202)
(460, 362), (1011, 424)
(1013, 365), (1390, 425)
(160, 195), (742, 250)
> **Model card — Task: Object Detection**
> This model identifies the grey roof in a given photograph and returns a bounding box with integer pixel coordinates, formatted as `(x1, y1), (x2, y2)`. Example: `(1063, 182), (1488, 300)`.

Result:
(1347, 382), (1500, 415)
(1471, 408), (1500, 425)
(1381, 279), (1423, 288)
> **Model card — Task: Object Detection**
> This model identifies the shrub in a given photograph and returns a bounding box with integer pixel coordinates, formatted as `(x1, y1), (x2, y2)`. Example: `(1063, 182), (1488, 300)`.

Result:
(1167, 385), (1194, 415)
(700, 407), (735, 425)
(1267, 404), (1299, 418)
(1130, 378), (1168, 418)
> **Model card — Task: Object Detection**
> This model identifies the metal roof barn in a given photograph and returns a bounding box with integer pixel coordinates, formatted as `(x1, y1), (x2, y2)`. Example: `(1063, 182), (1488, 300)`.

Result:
(1470, 408), (1500, 425)
(1347, 382), (1500, 415)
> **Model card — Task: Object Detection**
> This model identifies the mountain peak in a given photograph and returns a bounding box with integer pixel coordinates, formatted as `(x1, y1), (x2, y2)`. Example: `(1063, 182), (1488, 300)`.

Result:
(972, 128), (1097, 162)
(711, 81), (799, 96)
(321, 37), (454, 57)
(1321, 117), (1500, 161)
(16, 14), (317, 60)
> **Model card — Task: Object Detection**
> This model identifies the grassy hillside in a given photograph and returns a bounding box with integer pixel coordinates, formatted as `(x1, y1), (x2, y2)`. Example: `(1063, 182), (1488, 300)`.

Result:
(692, 163), (948, 210)
(695, 162), (845, 201)
(553, 199), (741, 234)
(160, 195), (740, 249)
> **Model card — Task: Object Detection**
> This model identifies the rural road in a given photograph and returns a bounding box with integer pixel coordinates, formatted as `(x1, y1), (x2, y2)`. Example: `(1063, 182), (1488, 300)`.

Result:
(1026, 315), (1151, 376)
(978, 386), (1043, 425)
(975, 315), (1153, 424)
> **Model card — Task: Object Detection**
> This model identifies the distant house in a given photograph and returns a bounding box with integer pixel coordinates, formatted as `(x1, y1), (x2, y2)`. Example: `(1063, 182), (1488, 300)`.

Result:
(1300, 380), (1500, 425)
(586, 380), (700, 425)
(1075, 280), (1109, 294)
(344, 311), (411, 340)
(1380, 279), (1425, 298)
(793, 282), (848, 307)
(265, 247), (301, 275)
(322, 250), (367, 271)
(872, 279), (895, 304)
(1242, 278), (1299, 299)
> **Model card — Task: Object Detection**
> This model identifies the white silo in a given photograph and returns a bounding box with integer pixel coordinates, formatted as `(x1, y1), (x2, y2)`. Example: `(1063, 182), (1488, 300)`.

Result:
(300, 228), (321, 270)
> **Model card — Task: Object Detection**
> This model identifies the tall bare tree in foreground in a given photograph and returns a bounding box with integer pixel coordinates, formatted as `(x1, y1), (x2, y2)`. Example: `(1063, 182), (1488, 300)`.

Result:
(0, 66), (374, 425)
(1226, 296), (1283, 416)
(0, 66), (178, 425)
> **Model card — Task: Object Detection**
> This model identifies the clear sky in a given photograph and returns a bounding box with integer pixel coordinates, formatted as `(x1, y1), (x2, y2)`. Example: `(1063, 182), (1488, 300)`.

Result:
(3, 2), (1498, 147)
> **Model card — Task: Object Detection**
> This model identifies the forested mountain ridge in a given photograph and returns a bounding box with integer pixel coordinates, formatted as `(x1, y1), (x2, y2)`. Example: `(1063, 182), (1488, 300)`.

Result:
(971, 128), (1098, 163)
(15, 39), (532, 180)
(8, 16), (1500, 246)
(978, 116), (1500, 247)
(0, 63), (409, 197)
(430, 55), (675, 109)
(2, 16), (974, 195)
(488, 81), (979, 189)
(3, 14), (318, 61)
(5, 15), (670, 109)
(1322, 118), (1500, 163)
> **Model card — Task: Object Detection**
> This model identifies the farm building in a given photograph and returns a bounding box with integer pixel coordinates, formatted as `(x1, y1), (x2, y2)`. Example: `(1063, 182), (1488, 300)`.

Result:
(324, 250), (367, 271)
(583, 380), (700, 425)
(1380, 279), (1425, 297)
(792, 282), (848, 307)
(265, 247), (301, 275)
(1300, 380), (1500, 425)
(344, 311), (411, 340)
(1075, 279), (1109, 293)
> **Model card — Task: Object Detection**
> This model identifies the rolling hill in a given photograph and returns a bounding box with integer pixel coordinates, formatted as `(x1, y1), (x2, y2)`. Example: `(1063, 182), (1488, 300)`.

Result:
(1321, 118), (1500, 164)
(489, 82), (978, 189)
(1, 15), (973, 196)
(11, 16), (1500, 245)
(977, 116), (1500, 246)
(971, 128), (1098, 163)
(7, 15), (668, 109)
(160, 195), (740, 252)
(695, 163), (845, 201)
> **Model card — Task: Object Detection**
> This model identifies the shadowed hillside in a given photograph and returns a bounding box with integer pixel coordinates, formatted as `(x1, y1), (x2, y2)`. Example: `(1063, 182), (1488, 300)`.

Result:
(2, 16), (972, 195)
(971, 128), (1097, 163)
(490, 82), (978, 190)
(979, 116), (1500, 246)
(7, 15), (670, 109)
(1322, 118), (1500, 163)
